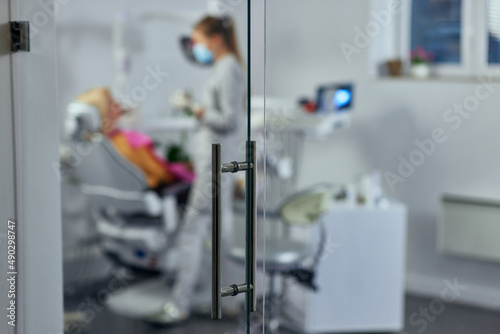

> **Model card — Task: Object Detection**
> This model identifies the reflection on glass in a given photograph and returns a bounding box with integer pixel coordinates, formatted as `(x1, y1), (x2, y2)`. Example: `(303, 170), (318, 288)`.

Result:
(411, 0), (462, 63)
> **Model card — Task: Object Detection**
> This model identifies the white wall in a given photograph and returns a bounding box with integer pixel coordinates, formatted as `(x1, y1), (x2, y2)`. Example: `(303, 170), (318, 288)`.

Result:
(264, 0), (500, 309)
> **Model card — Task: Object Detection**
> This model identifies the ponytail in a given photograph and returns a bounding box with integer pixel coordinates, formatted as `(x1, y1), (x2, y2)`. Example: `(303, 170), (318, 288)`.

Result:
(194, 15), (243, 65)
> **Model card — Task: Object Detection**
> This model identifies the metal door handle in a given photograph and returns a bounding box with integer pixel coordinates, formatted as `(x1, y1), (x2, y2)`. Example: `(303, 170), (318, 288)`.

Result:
(211, 141), (256, 319)
(212, 143), (222, 319)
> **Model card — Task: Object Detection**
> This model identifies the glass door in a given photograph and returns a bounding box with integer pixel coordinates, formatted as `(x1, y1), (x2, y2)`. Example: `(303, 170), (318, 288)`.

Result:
(58, 1), (265, 333)
(260, 1), (351, 333)
(261, 2), (406, 334)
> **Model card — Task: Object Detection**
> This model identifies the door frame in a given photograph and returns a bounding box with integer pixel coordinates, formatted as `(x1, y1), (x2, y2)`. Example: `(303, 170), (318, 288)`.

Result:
(1, 1), (63, 333)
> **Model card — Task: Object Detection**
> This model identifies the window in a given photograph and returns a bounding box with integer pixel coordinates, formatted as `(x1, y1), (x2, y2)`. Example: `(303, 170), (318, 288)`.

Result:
(370, 0), (500, 78)
(487, 0), (500, 64)
(411, 0), (462, 64)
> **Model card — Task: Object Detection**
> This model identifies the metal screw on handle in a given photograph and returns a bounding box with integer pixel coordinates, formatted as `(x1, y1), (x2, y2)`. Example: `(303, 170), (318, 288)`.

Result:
(211, 141), (257, 320)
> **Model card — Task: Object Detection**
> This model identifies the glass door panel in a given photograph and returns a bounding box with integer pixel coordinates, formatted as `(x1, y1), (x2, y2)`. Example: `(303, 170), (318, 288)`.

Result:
(57, 1), (263, 333)
(262, 2), (407, 334)
(261, 1), (340, 333)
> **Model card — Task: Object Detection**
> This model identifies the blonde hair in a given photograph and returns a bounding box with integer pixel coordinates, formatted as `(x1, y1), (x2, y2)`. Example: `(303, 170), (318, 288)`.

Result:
(76, 87), (114, 133)
(76, 87), (112, 119)
(194, 15), (243, 64)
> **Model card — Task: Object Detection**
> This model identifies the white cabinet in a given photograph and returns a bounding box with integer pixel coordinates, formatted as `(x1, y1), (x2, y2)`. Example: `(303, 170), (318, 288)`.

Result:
(286, 202), (407, 333)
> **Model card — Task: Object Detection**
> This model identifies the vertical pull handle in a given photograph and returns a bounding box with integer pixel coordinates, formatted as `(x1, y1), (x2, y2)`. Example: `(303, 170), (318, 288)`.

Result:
(212, 144), (222, 319)
(247, 140), (257, 312)
(211, 141), (257, 320)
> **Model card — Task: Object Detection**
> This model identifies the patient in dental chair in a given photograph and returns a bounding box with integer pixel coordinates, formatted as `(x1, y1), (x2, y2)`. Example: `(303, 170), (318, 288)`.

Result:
(74, 87), (194, 190)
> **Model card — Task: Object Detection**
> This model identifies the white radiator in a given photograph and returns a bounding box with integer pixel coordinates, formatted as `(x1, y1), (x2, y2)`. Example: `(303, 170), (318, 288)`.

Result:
(438, 195), (500, 263)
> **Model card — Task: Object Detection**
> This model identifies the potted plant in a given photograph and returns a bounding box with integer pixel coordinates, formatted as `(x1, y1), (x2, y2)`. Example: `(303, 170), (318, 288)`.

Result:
(410, 46), (434, 78)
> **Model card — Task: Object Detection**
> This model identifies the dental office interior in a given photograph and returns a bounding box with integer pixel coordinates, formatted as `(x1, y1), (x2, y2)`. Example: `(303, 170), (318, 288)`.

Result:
(4, 0), (500, 333)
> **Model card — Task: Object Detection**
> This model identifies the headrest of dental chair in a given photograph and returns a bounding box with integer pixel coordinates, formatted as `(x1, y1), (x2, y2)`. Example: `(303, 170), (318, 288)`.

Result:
(279, 183), (334, 226)
(64, 102), (101, 139)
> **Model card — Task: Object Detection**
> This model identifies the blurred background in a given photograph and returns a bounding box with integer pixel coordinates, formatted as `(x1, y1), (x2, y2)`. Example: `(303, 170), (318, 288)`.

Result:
(49, 0), (500, 333)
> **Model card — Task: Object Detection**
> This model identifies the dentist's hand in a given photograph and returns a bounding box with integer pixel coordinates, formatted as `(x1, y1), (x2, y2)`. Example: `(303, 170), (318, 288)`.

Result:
(170, 90), (202, 116)
(195, 108), (205, 120)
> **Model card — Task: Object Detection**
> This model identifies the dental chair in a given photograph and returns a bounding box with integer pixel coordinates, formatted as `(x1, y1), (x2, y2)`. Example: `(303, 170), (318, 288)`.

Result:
(64, 102), (188, 273)
(229, 183), (333, 334)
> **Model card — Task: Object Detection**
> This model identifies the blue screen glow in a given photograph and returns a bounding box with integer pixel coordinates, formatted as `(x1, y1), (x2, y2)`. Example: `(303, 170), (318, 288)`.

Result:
(333, 89), (352, 108)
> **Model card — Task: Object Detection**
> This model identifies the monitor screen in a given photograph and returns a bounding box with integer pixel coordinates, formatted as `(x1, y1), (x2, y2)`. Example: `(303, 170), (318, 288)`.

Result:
(316, 83), (354, 113)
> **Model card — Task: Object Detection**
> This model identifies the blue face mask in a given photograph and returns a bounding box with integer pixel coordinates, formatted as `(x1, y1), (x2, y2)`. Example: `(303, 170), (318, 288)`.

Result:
(192, 43), (214, 65)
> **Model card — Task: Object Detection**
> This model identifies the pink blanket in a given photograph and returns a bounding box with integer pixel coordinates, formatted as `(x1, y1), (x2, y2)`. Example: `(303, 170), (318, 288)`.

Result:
(120, 129), (195, 183)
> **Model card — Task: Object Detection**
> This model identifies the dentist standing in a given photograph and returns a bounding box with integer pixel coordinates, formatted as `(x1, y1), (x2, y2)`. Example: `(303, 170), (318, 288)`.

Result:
(147, 15), (246, 324)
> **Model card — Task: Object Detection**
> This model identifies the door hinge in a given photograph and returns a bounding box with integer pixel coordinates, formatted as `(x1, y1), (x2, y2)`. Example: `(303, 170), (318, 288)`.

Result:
(10, 21), (30, 52)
